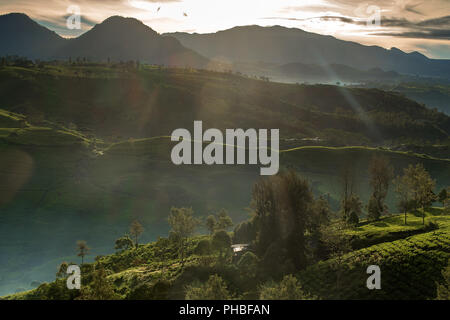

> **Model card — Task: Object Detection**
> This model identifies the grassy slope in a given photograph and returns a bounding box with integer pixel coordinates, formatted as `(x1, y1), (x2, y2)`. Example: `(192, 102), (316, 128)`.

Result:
(0, 65), (449, 296)
(0, 65), (448, 146)
(0, 122), (449, 295)
(3, 209), (449, 300)
(299, 210), (450, 300)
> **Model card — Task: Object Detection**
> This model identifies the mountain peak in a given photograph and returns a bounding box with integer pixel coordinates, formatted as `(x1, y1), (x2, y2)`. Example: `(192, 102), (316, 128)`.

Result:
(1, 12), (31, 20)
(95, 15), (158, 35)
(390, 47), (405, 54)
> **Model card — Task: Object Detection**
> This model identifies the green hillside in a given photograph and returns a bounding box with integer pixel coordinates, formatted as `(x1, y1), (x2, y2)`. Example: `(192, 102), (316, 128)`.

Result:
(3, 209), (449, 300)
(299, 211), (450, 299)
(0, 63), (449, 298)
(0, 64), (448, 147)
(0, 122), (449, 295)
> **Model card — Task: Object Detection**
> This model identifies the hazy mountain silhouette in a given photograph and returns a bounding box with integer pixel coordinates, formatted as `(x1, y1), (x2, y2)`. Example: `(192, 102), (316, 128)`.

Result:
(0, 13), (209, 67)
(0, 13), (66, 58)
(167, 25), (450, 79)
(54, 16), (209, 67)
(273, 63), (401, 83)
(2, 14), (449, 78)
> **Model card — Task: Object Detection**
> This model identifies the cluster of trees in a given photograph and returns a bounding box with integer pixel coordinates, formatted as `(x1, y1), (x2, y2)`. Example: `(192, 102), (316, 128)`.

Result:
(64, 157), (446, 300)
(229, 158), (447, 295)
(339, 155), (445, 227)
(0, 55), (34, 67)
(394, 163), (441, 225)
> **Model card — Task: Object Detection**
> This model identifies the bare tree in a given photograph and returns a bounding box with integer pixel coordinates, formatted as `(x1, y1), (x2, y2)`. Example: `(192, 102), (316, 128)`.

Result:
(129, 220), (144, 248)
(76, 240), (90, 265)
(368, 155), (394, 220)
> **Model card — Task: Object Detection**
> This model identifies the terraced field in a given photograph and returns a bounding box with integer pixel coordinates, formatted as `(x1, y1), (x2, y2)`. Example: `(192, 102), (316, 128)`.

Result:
(299, 211), (450, 299)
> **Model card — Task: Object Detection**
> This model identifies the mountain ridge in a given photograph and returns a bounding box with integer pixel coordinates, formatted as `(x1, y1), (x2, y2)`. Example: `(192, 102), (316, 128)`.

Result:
(166, 24), (450, 79)
(0, 13), (209, 67)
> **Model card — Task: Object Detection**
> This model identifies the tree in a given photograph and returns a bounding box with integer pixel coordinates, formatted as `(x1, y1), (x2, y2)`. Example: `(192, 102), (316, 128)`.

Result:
(320, 221), (352, 297)
(306, 196), (331, 262)
(252, 170), (313, 270)
(115, 235), (134, 252)
(77, 267), (119, 300)
(185, 274), (231, 300)
(76, 240), (89, 265)
(259, 275), (311, 300)
(211, 230), (232, 261)
(340, 165), (355, 221)
(368, 156), (394, 220)
(168, 207), (199, 266)
(56, 261), (69, 279)
(237, 251), (259, 278)
(216, 209), (233, 231)
(194, 239), (211, 255)
(403, 164), (436, 224)
(129, 220), (144, 247)
(205, 215), (217, 235)
(341, 194), (362, 226)
(205, 209), (233, 234)
(438, 188), (448, 207)
(394, 174), (414, 225)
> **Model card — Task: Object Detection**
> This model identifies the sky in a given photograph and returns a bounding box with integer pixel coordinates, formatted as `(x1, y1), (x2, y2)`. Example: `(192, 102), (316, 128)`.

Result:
(1, 0), (449, 59)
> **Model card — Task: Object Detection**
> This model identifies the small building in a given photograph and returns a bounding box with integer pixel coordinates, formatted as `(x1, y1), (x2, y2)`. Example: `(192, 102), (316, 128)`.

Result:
(231, 244), (249, 254)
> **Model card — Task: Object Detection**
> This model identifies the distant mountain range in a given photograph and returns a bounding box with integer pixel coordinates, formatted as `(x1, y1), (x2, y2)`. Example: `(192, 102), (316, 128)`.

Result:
(168, 25), (450, 79)
(0, 13), (209, 68)
(1, 13), (450, 80)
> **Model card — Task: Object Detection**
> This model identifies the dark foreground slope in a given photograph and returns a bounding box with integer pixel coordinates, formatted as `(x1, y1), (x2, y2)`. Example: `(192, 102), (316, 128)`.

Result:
(0, 65), (449, 295)
(3, 210), (449, 300)
(0, 126), (449, 295)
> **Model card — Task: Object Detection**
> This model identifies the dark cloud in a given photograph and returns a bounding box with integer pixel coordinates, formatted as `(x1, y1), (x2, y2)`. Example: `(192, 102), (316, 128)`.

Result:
(373, 29), (450, 40)
(264, 14), (450, 40)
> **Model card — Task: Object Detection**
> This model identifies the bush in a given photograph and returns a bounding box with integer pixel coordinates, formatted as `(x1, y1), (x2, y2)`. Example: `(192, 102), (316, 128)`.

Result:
(127, 280), (171, 300)
(237, 251), (259, 277)
(185, 274), (231, 300)
(259, 275), (311, 300)
(233, 220), (257, 244)
(194, 239), (212, 255)
(211, 231), (232, 257)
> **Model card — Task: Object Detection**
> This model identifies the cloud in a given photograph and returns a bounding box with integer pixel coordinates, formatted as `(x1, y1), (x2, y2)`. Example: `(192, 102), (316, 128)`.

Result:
(373, 30), (450, 40)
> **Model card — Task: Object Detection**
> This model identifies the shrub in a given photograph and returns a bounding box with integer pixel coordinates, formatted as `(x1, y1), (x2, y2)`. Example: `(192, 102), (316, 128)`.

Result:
(194, 239), (212, 255)
(185, 274), (231, 300)
(259, 275), (311, 300)
(237, 251), (259, 277)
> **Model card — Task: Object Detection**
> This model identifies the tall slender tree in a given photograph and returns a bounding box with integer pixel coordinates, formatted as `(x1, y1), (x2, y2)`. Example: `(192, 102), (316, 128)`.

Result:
(129, 220), (144, 248)
(76, 240), (90, 265)
(368, 155), (394, 220)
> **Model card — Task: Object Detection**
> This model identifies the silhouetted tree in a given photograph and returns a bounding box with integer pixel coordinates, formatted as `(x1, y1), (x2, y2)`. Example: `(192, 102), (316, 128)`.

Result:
(368, 155), (393, 220)
(206, 215), (216, 235)
(168, 207), (199, 266)
(252, 170), (313, 270)
(76, 240), (90, 265)
(129, 220), (144, 247)
(438, 188), (448, 207)
(115, 235), (134, 252)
